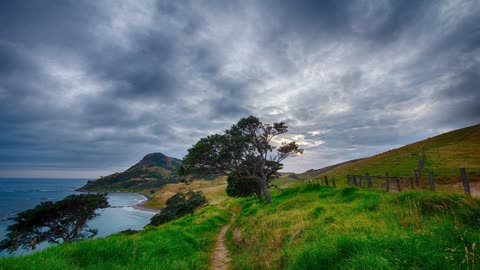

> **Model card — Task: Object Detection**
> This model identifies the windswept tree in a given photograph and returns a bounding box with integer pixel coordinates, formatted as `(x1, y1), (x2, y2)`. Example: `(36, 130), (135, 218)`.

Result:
(179, 116), (303, 203)
(0, 193), (109, 252)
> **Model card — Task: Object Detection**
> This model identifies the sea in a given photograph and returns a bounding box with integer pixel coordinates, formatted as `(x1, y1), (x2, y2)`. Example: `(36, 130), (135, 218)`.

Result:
(0, 178), (156, 257)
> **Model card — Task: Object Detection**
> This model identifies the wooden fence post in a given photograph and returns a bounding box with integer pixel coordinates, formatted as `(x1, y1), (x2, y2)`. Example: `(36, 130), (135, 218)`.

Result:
(324, 176), (329, 186)
(429, 170), (435, 191)
(410, 177), (414, 190)
(413, 170), (418, 187)
(353, 175), (358, 186)
(460, 168), (471, 197)
(385, 172), (390, 192)
(396, 178), (401, 192)
(332, 177), (336, 189)
(359, 176), (362, 187)
(366, 173), (372, 188)
(418, 169), (423, 189)
(418, 159), (425, 172)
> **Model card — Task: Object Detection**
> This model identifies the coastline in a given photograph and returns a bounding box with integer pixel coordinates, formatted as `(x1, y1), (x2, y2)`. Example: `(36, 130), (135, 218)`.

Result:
(77, 189), (161, 214)
(132, 193), (161, 214)
(131, 203), (161, 214)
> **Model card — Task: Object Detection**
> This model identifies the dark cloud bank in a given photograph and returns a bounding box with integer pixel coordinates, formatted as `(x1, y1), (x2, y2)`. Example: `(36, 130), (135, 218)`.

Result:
(0, 0), (479, 177)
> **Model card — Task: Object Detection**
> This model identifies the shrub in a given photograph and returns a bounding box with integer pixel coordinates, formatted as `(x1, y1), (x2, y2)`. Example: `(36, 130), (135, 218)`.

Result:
(150, 191), (207, 226)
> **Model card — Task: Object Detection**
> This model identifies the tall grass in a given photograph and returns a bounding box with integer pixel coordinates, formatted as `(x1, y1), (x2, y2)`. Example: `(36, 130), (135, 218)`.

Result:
(227, 185), (480, 269)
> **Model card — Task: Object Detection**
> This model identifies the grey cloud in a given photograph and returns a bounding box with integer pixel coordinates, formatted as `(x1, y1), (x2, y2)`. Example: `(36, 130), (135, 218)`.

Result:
(0, 0), (479, 177)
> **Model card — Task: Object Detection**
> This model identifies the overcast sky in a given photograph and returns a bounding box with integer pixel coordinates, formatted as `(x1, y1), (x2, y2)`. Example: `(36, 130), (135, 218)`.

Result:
(1, 0), (479, 178)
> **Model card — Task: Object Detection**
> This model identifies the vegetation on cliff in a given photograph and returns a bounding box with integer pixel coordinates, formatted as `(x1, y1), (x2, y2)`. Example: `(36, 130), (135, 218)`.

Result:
(79, 153), (181, 192)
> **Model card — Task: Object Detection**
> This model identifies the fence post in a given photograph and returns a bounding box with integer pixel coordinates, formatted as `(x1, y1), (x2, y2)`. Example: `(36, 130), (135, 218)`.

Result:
(396, 178), (401, 192)
(324, 176), (329, 186)
(413, 170), (418, 187)
(429, 170), (435, 191)
(410, 176), (414, 190)
(332, 177), (336, 189)
(366, 173), (372, 188)
(460, 168), (471, 198)
(385, 172), (390, 192)
(418, 159), (425, 172)
(359, 176), (362, 187)
(416, 169), (423, 189)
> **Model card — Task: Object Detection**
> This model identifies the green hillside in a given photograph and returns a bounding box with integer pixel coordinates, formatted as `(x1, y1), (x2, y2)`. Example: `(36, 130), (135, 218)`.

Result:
(2, 185), (479, 269)
(79, 153), (181, 192)
(296, 124), (480, 185)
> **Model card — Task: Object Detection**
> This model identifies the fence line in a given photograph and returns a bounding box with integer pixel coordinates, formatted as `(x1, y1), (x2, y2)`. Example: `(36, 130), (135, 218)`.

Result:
(315, 167), (474, 197)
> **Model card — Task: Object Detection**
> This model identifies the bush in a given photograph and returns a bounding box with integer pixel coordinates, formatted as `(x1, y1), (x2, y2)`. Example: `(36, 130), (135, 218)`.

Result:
(226, 175), (260, 198)
(150, 191), (207, 226)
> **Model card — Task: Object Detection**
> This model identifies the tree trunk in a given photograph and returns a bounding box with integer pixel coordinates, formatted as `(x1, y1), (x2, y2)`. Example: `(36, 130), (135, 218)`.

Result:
(254, 188), (263, 201)
(259, 177), (272, 204)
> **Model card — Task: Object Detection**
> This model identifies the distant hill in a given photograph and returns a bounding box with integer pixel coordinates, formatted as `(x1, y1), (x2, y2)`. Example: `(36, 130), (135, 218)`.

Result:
(294, 124), (480, 183)
(79, 153), (181, 191)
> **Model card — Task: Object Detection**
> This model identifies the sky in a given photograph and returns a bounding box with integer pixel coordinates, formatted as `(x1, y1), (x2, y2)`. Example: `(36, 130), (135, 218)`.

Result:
(0, 0), (479, 178)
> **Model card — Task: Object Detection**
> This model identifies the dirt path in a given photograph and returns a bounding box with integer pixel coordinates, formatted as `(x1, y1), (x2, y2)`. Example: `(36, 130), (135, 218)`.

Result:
(210, 213), (235, 270)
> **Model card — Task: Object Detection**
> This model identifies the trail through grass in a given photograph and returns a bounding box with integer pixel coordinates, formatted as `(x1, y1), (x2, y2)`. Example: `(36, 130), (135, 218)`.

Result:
(210, 213), (235, 270)
(2, 183), (479, 270)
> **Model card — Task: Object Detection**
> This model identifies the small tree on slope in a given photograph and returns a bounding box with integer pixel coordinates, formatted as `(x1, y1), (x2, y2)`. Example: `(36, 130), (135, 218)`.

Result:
(179, 116), (303, 203)
(0, 193), (109, 252)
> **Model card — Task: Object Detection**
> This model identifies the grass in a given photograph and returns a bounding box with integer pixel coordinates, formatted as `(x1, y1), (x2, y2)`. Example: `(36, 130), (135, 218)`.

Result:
(0, 205), (230, 270)
(226, 184), (480, 269)
(2, 183), (479, 269)
(298, 124), (480, 185)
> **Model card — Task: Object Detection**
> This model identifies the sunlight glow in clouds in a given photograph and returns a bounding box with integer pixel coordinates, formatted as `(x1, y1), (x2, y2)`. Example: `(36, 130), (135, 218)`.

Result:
(0, 0), (478, 176)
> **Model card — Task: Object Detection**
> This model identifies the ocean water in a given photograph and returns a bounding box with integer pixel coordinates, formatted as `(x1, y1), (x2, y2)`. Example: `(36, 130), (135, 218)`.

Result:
(0, 178), (156, 257)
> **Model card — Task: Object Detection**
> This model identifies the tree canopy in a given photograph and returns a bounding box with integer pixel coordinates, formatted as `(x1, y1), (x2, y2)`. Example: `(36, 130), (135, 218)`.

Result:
(0, 193), (109, 252)
(180, 115), (303, 203)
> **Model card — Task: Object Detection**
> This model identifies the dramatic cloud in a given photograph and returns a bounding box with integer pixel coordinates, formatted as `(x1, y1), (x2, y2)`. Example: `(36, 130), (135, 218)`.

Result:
(0, 0), (479, 177)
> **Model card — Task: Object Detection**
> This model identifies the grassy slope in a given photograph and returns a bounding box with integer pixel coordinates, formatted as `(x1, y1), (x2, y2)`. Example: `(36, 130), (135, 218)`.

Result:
(298, 124), (480, 185)
(227, 184), (480, 269)
(0, 206), (230, 270)
(3, 184), (479, 269)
